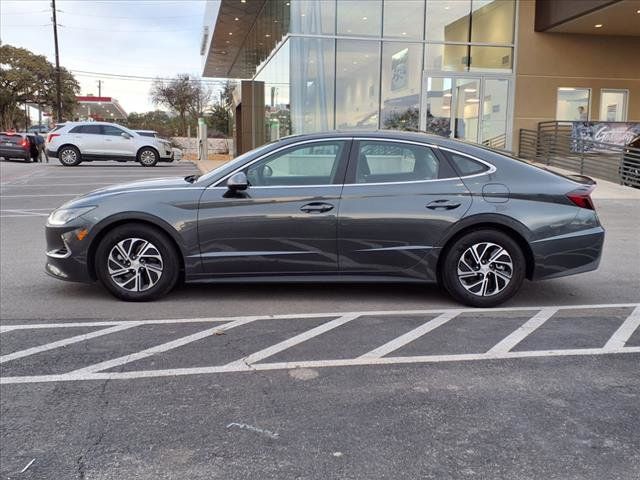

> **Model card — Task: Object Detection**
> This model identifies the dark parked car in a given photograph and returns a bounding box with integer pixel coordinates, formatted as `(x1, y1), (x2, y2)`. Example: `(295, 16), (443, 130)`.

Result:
(44, 131), (604, 307)
(0, 132), (34, 162)
(620, 134), (640, 188)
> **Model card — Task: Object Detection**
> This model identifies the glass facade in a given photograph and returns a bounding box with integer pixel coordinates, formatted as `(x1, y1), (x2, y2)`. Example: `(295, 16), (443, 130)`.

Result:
(241, 0), (516, 147)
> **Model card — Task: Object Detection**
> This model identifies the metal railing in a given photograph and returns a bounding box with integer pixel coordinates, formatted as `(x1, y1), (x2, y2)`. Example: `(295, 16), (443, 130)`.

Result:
(482, 133), (507, 150)
(518, 128), (640, 188)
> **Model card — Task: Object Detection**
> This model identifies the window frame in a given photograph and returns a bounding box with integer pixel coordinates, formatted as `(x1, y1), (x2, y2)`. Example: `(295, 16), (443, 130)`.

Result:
(213, 139), (353, 188)
(555, 87), (592, 121)
(344, 138), (460, 185)
(599, 88), (629, 122)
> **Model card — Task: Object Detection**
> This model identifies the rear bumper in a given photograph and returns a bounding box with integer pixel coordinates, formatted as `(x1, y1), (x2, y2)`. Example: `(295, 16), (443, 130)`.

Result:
(0, 147), (30, 159)
(530, 226), (605, 281)
(46, 149), (58, 158)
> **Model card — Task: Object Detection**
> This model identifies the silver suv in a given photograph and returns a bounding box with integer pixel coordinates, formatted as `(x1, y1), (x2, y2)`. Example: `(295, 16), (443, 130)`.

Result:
(46, 122), (173, 167)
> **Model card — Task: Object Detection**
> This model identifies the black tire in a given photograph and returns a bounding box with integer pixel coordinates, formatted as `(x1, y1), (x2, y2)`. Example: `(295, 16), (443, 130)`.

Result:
(95, 224), (180, 301)
(441, 229), (526, 308)
(138, 147), (159, 167)
(58, 145), (82, 166)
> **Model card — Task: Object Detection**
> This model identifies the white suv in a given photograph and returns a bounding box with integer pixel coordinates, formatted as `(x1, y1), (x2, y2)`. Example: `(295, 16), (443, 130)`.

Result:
(46, 122), (173, 167)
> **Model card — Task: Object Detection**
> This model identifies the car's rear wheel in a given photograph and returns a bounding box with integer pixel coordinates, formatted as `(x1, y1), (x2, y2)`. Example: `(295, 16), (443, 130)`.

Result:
(442, 229), (525, 308)
(138, 148), (158, 167)
(95, 224), (179, 301)
(58, 146), (82, 166)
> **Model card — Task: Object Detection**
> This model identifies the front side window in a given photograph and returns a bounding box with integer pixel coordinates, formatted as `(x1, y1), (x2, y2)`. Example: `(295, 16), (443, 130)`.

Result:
(354, 141), (440, 183)
(102, 125), (125, 136)
(246, 141), (346, 187)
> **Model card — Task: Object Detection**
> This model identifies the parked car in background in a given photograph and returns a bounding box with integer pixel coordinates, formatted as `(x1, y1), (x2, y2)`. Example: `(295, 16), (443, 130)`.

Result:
(0, 132), (35, 162)
(46, 122), (174, 167)
(620, 134), (640, 188)
(27, 124), (50, 134)
(135, 130), (177, 162)
(44, 131), (604, 306)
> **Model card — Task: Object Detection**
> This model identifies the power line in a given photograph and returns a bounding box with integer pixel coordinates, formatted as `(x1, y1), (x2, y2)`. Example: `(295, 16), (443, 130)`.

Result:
(70, 70), (233, 84)
(58, 11), (202, 19)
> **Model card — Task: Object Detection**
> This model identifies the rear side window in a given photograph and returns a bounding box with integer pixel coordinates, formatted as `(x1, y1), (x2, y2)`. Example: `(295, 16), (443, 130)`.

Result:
(447, 152), (490, 176)
(354, 141), (440, 184)
(70, 125), (102, 134)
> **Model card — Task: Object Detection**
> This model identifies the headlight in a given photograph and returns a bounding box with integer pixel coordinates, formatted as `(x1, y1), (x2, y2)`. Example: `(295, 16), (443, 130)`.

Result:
(47, 206), (96, 226)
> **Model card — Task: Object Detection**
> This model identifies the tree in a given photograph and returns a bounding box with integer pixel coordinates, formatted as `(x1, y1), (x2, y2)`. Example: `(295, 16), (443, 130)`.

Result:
(150, 74), (212, 136)
(126, 110), (180, 137)
(0, 44), (79, 130)
(206, 103), (230, 136)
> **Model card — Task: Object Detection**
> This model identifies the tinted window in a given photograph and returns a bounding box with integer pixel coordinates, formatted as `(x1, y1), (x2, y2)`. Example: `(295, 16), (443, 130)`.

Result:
(355, 141), (439, 184)
(246, 141), (346, 187)
(70, 125), (102, 134)
(447, 152), (490, 176)
(102, 125), (125, 136)
(137, 132), (155, 137)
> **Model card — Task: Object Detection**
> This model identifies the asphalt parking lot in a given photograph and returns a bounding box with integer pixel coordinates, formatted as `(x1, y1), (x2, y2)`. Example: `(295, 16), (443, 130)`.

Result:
(1, 158), (639, 479)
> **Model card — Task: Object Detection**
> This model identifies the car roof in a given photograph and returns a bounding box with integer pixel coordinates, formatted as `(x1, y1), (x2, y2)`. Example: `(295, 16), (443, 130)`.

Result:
(135, 130), (157, 133)
(275, 130), (499, 155)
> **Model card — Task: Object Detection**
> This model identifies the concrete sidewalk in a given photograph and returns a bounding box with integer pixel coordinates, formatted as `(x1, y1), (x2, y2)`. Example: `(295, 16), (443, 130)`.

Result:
(188, 156), (231, 175)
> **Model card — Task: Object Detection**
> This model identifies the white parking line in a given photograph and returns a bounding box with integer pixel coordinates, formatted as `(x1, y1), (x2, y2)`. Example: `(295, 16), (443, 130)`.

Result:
(603, 306), (640, 350)
(69, 317), (258, 374)
(2, 347), (639, 385)
(486, 307), (558, 354)
(358, 310), (461, 359)
(0, 193), (82, 198)
(1, 304), (639, 385)
(225, 314), (359, 369)
(0, 323), (141, 364)
(3, 304), (638, 332)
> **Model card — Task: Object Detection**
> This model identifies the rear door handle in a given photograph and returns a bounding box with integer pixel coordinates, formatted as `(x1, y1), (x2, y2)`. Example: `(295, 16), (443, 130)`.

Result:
(300, 202), (334, 213)
(426, 199), (461, 210)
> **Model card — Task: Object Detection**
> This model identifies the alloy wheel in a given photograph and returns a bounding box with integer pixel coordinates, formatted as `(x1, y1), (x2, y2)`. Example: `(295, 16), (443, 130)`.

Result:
(140, 150), (157, 166)
(60, 149), (77, 165)
(457, 242), (513, 297)
(107, 237), (163, 292)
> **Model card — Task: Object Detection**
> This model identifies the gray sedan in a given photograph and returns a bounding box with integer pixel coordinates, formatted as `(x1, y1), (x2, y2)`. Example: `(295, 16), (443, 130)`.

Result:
(44, 131), (604, 307)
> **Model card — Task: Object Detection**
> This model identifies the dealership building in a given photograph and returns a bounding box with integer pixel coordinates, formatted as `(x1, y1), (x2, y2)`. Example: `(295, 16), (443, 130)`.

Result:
(201, 0), (640, 154)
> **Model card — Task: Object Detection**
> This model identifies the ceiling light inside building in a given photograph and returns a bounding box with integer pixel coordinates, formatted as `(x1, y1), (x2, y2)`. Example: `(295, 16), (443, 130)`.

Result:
(265, 34), (271, 37)
(594, 24), (603, 28)
(234, 17), (239, 21)
(464, 88), (477, 93)
(558, 87), (576, 91)
(362, 16), (368, 21)
(228, 32), (233, 35)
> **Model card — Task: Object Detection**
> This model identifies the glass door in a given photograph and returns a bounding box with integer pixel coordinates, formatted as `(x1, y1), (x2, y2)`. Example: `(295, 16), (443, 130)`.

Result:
(453, 78), (480, 143)
(422, 74), (511, 149)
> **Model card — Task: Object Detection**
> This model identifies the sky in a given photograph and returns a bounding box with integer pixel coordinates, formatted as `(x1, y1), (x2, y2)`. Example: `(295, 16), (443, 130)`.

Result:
(0, 0), (219, 115)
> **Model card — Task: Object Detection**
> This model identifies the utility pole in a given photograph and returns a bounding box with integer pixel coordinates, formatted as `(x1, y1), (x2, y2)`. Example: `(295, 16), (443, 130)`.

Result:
(51, 0), (63, 122)
(97, 80), (102, 97)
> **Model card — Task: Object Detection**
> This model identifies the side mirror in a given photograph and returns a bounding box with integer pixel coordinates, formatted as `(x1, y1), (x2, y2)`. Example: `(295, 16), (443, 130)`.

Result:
(121, 132), (132, 139)
(227, 172), (249, 191)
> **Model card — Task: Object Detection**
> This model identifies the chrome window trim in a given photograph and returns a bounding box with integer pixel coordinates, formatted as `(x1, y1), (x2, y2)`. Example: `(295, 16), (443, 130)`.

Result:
(210, 137), (496, 190)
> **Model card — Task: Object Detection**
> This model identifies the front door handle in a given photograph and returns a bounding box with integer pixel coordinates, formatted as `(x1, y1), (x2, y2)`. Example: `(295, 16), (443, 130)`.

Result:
(300, 202), (334, 213)
(426, 199), (461, 210)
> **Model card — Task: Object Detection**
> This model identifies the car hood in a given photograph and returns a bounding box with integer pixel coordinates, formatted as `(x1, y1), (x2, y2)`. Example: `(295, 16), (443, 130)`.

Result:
(65, 177), (196, 207)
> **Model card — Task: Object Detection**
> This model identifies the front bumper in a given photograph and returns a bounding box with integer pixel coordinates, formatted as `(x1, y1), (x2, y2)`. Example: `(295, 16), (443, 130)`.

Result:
(530, 226), (605, 280)
(45, 222), (94, 283)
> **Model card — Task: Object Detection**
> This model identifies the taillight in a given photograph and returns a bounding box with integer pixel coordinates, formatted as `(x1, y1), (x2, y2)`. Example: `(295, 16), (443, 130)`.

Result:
(47, 133), (60, 143)
(20, 138), (29, 148)
(566, 186), (596, 210)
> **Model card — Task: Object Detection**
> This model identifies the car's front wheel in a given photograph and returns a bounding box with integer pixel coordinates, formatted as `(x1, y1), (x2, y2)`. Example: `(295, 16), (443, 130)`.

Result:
(58, 146), (82, 166)
(138, 148), (158, 167)
(441, 229), (526, 308)
(95, 224), (180, 301)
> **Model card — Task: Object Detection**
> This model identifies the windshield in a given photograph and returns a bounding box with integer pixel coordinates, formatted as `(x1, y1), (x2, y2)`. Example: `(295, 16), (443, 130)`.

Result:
(196, 141), (277, 184)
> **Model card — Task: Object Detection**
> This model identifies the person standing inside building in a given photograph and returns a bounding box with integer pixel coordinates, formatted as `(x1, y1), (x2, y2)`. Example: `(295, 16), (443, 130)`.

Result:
(578, 106), (588, 121)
